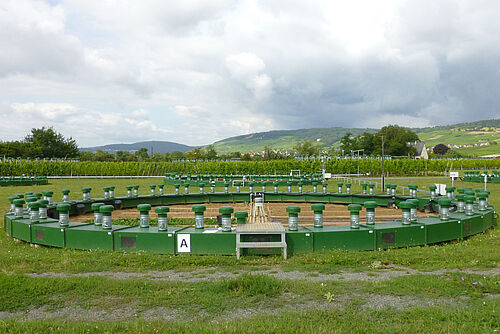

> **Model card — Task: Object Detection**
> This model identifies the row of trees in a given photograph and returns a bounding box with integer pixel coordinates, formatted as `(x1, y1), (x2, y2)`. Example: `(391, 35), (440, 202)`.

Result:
(339, 125), (419, 156)
(79, 146), (255, 162)
(0, 127), (79, 159)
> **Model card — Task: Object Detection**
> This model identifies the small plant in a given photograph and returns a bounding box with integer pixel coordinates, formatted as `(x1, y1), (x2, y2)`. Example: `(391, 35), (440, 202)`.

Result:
(324, 292), (335, 303)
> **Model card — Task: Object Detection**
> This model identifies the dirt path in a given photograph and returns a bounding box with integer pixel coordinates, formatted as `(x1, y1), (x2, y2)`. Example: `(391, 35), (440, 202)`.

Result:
(25, 266), (499, 282)
(0, 293), (482, 322)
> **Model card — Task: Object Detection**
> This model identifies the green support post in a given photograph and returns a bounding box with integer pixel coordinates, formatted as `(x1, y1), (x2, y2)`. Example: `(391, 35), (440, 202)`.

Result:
(477, 192), (488, 211)
(13, 199), (25, 218)
(361, 183), (368, 194)
(37, 192), (46, 200)
(391, 184), (397, 196)
(337, 182), (343, 193)
(133, 185), (139, 197)
(8, 196), (17, 213)
(364, 201), (377, 225)
(57, 203), (70, 227)
(235, 211), (248, 224)
(322, 182), (328, 193)
(219, 206), (234, 232)
(399, 201), (411, 225)
(28, 201), (40, 221)
(408, 185), (418, 197)
(437, 197), (451, 220)
(156, 206), (169, 231)
(465, 195), (475, 216)
(109, 186), (115, 198)
(103, 187), (110, 199)
(311, 203), (325, 228)
(312, 181), (318, 193)
(348, 204), (361, 229)
(192, 205), (206, 229)
(38, 200), (49, 220)
(100, 205), (114, 229)
(345, 183), (351, 194)
(61, 189), (70, 202)
(455, 194), (465, 212)
(82, 187), (91, 201)
(429, 185), (437, 199)
(368, 183), (375, 195)
(150, 185), (156, 196)
(126, 186), (133, 197)
(25, 196), (37, 213)
(91, 203), (105, 226)
(408, 199), (419, 222)
(274, 182), (279, 193)
(138, 204), (152, 228)
(158, 184), (164, 196)
(46, 191), (54, 204)
(446, 186), (455, 200)
(286, 206), (300, 231)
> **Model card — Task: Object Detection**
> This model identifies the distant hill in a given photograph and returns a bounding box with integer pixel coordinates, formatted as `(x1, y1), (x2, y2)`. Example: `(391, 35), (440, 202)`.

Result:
(211, 119), (500, 155)
(79, 119), (499, 156)
(213, 127), (378, 154)
(81, 141), (197, 153)
(414, 119), (500, 149)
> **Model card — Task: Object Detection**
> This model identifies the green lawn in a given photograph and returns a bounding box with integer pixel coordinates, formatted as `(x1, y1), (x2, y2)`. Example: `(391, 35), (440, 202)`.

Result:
(0, 176), (498, 333)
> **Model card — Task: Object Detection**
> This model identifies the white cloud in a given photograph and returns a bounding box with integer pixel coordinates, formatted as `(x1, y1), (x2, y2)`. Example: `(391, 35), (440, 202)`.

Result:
(0, 0), (499, 146)
(226, 53), (274, 100)
(0, 103), (171, 146)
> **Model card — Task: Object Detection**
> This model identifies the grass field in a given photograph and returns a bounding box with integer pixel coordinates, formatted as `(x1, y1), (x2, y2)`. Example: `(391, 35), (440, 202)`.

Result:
(0, 176), (498, 333)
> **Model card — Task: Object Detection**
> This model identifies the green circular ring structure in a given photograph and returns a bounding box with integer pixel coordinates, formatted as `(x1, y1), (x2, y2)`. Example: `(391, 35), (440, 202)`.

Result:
(3, 180), (496, 258)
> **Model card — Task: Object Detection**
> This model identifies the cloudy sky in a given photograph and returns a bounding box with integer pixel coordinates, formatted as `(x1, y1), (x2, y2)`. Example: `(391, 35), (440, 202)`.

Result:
(0, 0), (499, 147)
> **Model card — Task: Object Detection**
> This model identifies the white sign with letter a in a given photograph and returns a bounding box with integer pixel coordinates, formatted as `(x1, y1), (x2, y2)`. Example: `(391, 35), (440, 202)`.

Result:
(177, 234), (191, 253)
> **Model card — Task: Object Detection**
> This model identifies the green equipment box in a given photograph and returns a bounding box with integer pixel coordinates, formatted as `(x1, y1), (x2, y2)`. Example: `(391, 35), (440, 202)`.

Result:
(176, 227), (236, 255)
(456, 211), (491, 238)
(286, 226), (314, 254)
(65, 224), (134, 250)
(114, 226), (187, 253)
(312, 225), (375, 251)
(10, 218), (42, 242)
(31, 221), (92, 247)
(4, 214), (15, 235)
(373, 221), (426, 249)
(419, 217), (461, 244)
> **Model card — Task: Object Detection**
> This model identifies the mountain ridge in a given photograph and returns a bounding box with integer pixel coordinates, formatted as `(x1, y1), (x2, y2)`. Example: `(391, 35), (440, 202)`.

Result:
(80, 119), (499, 155)
(80, 140), (197, 153)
